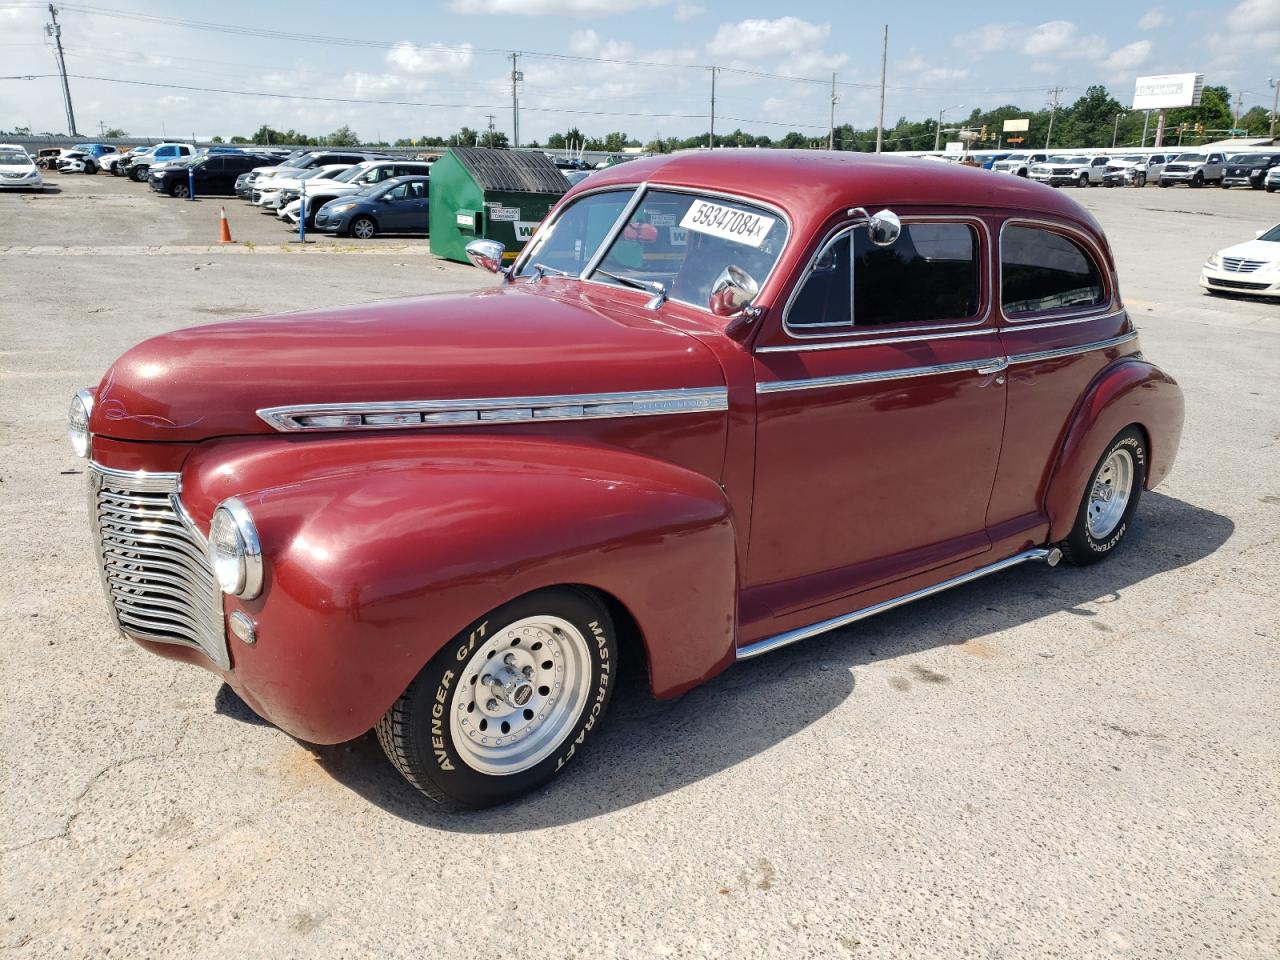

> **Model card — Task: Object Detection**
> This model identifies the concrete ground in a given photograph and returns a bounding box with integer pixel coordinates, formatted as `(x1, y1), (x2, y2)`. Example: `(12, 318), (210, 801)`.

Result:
(1, 172), (1277, 960)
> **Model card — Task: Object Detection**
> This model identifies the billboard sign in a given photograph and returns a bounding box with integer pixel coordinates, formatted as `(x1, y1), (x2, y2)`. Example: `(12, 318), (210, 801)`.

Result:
(1002, 118), (1030, 132)
(1132, 73), (1204, 110)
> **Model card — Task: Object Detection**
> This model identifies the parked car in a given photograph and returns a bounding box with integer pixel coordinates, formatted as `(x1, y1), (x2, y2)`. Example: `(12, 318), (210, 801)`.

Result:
(55, 143), (116, 174)
(35, 147), (63, 170)
(149, 152), (276, 198)
(1267, 165), (1280, 193)
(1221, 153), (1280, 190)
(1100, 153), (1168, 187)
(98, 149), (141, 175)
(249, 150), (391, 191)
(1030, 155), (1108, 187)
(253, 164), (352, 210)
(313, 175), (430, 238)
(278, 160), (433, 226)
(991, 153), (1048, 177)
(1200, 222), (1280, 298)
(1159, 152), (1225, 188)
(68, 152), (1184, 809)
(126, 143), (196, 181)
(0, 144), (43, 190)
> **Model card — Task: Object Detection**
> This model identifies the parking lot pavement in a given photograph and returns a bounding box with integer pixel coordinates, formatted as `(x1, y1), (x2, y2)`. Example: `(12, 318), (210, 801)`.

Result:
(1, 175), (1278, 959)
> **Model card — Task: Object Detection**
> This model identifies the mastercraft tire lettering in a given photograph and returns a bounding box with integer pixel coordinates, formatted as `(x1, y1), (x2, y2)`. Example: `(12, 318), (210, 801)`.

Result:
(1060, 427), (1147, 566)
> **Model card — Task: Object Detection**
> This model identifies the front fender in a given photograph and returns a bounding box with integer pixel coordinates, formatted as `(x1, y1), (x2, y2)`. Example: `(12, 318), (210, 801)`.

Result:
(1045, 358), (1184, 542)
(181, 435), (737, 744)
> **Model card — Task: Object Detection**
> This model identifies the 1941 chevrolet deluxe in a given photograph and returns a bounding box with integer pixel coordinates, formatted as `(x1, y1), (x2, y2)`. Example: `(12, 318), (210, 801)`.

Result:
(69, 151), (1184, 809)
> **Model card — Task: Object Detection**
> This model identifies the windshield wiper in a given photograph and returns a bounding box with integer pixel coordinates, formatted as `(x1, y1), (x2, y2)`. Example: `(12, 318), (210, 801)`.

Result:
(593, 268), (668, 308)
(530, 262), (572, 280)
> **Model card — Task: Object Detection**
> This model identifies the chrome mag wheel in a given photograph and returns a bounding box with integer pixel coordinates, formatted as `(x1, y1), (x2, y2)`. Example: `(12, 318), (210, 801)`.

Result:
(1086, 448), (1134, 539)
(448, 615), (593, 776)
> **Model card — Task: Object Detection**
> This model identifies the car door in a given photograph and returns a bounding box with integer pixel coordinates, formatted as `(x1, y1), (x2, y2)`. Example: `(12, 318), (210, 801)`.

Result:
(377, 182), (413, 229)
(747, 213), (1007, 619)
(1090, 157), (1108, 181)
(402, 180), (429, 233)
(197, 156), (225, 191)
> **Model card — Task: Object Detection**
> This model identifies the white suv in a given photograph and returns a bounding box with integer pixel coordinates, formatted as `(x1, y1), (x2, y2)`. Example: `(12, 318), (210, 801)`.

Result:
(991, 153), (1048, 177)
(1029, 155), (1108, 187)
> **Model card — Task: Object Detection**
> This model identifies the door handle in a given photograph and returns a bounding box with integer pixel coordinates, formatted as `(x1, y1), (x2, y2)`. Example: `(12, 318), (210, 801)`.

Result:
(975, 357), (1009, 376)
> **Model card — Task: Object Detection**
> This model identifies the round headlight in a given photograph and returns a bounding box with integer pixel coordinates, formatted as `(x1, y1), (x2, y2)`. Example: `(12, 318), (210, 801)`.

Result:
(208, 498), (263, 599)
(67, 389), (93, 458)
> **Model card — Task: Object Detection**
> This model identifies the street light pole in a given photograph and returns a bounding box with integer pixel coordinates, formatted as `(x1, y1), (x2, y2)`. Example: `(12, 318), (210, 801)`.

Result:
(1270, 77), (1279, 139)
(1112, 112), (1124, 148)
(934, 104), (963, 152)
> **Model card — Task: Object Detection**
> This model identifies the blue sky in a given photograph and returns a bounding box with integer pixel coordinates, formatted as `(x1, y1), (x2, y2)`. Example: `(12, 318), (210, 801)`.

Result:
(1, 1), (1276, 142)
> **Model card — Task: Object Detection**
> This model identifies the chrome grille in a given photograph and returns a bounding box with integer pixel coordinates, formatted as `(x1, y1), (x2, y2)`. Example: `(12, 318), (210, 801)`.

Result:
(90, 464), (228, 669)
(1222, 257), (1265, 274)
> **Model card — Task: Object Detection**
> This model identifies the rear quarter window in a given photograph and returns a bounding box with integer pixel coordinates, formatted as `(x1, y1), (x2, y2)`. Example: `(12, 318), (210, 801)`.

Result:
(1001, 224), (1106, 317)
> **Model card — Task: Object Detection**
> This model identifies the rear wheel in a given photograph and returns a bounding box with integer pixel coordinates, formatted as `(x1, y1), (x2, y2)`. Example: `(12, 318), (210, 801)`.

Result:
(1059, 427), (1147, 566)
(350, 216), (376, 240)
(375, 587), (618, 809)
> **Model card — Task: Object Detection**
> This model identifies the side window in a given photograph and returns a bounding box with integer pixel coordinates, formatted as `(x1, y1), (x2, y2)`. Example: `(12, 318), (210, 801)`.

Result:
(789, 222), (980, 329)
(407, 181), (426, 200)
(203, 157), (226, 173)
(1001, 224), (1105, 316)
(384, 182), (410, 200)
(1093, 157), (1107, 167)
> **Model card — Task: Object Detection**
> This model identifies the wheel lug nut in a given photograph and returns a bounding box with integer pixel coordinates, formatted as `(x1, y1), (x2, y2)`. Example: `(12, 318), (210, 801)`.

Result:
(504, 653), (517, 666)
(522, 666), (533, 678)
(481, 674), (493, 685)
(486, 698), (499, 711)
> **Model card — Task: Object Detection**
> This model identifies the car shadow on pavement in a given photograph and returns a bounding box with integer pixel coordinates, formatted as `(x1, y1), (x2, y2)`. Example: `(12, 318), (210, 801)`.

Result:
(250, 490), (1232, 831)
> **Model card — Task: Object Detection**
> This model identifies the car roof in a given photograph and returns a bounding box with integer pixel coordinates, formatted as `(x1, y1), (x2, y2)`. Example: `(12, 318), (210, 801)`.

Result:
(578, 149), (1104, 237)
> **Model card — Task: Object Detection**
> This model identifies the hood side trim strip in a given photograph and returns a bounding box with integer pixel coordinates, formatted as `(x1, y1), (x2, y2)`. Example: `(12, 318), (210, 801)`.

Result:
(257, 386), (729, 433)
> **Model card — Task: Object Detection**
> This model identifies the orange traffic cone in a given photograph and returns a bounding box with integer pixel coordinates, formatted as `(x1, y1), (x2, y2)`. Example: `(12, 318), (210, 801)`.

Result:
(218, 206), (233, 244)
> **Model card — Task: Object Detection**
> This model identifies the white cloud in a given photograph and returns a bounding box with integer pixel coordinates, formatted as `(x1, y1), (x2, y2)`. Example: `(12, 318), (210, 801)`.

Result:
(1103, 40), (1153, 72)
(952, 23), (1020, 54)
(900, 53), (970, 85)
(451, 0), (670, 14)
(673, 2), (704, 21)
(386, 41), (474, 75)
(1138, 7), (1170, 29)
(708, 17), (830, 58)
(1228, 0), (1280, 30)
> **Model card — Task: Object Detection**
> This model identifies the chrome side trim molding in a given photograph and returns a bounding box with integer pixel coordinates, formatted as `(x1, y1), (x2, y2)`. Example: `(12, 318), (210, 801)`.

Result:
(257, 386), (729, 433)
(756, 331), (1138, 395)
(1007, 330), (1138, 365)
(736, 547), (1061, 661)
(757, 358), (1001, 395)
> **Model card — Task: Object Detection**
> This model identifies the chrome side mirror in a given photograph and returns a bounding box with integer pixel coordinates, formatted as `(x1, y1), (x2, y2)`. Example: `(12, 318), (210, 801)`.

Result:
(465, 239), (506, 274)
(708, 264), (760, 317)
(846, 206), (902, 247)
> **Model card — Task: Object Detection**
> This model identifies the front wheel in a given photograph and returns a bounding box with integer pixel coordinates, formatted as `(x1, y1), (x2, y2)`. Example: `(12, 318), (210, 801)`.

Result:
(1059, 427), (1147, 566)
(172, 183), (190, 198)
(1191, 173), (1204, 188)
(1221, 182), (1230, 190)
(1077, 173), (1089, 187)
(376, 587), (618, 809)
(350, 216), (376, 239)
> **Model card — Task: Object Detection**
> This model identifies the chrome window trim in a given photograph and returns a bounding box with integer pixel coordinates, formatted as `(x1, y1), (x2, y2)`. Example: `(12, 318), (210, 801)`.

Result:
(257, 386), (729, 433)
(756, 325), (994, 354)
(780, 214), (992, 341)
(998, 217), (1115, 324)
(995, 307), (1125, 333)
(756, 330), (1140, 395)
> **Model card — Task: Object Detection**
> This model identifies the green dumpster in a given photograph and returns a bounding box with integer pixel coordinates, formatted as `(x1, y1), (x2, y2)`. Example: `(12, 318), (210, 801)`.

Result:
(429, 147), (568, 265)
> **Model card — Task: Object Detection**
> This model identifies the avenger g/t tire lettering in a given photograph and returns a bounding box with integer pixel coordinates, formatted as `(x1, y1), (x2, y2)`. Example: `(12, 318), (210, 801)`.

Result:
(376, 587), (617, 809)
(1059, 426), (1147, 566)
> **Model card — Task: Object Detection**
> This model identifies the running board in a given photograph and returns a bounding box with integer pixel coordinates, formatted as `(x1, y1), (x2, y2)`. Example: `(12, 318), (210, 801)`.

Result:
(735, 546), (1062, 661)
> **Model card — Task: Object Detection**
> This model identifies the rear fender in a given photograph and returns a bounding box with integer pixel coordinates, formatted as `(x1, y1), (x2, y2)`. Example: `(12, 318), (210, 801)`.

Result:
(181, 435), (737, 743)
(1045, 358), (1184, 542)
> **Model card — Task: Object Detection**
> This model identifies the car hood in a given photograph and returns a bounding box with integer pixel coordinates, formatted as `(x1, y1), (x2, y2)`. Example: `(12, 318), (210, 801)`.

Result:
(90, 284), (726, 443)
(1214, 238), (1280, 261)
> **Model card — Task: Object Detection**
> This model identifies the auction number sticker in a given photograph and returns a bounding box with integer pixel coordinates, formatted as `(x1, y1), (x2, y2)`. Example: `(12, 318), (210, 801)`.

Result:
(679, 200), (775, 248)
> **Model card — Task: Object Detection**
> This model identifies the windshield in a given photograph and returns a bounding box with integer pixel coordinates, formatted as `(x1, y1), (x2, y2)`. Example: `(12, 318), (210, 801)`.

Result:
(1258, 224), (1280, 242)
(516, 187), (788, 311)
(0, 150), (30, 165)
(1045, 156), (1071, 163)
(1175, 154), (1205, 162)
(333, 164), (371, 182)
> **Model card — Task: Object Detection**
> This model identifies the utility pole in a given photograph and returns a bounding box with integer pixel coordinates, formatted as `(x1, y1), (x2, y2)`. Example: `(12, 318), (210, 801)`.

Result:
(1112, 112), (1123, 148)
(1140, 109), (1151, 147)
(708, 66), (717, 149)
(875, 25), (887, 153)
(485, 114), (495, 147)
(1045, 87), (1063, 148)
(509, 52), (522, 148)
(1233, 90), (1243, 130)
(828, 73), (838, 150)
(1270, 78), (1279, 139)
(44, 4), (78, 137)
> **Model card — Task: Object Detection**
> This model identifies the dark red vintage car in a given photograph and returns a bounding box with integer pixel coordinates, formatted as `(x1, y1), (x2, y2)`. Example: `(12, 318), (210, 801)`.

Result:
(70, 151), (1184, 808)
